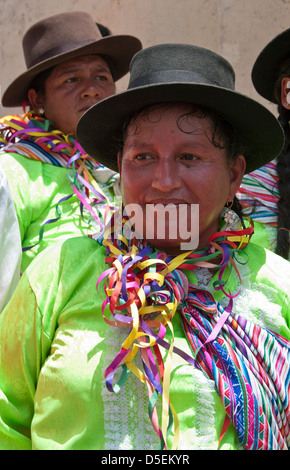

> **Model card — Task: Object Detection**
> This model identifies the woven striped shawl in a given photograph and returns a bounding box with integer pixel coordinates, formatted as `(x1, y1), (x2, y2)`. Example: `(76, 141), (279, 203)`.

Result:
(237, 160), (279, 226)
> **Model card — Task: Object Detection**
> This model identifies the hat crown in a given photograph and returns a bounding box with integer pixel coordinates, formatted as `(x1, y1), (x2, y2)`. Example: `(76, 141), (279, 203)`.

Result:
(23, 11), (103, 69)
(76, 43), (284, 174)
(128, 44), (235, 90)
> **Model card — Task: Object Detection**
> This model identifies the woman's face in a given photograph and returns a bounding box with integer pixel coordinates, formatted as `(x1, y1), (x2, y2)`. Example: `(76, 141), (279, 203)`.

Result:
(28, 54), (116, 136)
(119, 103), (245, 254)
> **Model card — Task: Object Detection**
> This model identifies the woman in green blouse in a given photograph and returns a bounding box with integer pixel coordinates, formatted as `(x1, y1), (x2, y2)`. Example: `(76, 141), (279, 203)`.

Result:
(0, 43), (289, 451)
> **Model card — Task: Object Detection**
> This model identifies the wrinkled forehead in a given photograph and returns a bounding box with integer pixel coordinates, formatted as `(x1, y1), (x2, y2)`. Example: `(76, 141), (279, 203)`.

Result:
(51, 53), (112, 74)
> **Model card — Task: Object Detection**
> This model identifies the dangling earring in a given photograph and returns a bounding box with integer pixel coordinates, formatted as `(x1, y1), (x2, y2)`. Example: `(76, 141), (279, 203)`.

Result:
(221, 199), (240, 230)
(38, 107), (45, 116)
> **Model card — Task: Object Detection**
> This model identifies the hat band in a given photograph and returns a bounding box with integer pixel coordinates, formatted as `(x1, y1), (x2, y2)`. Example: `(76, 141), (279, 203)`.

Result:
(27, 38), (98, 68)
(129, 69), (218, 89)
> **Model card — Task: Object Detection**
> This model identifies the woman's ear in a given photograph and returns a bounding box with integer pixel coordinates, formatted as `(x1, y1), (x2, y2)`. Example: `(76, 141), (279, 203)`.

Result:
(27, 89), (44, 113)
(228, 154), (246, 202)
(280, 77), (290, 109)
(117, 152), (122, 177)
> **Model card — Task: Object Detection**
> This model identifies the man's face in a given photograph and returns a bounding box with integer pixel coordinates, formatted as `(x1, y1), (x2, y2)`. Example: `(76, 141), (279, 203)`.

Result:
(32, 54), (115, 136)
(119, 103), (245, 254)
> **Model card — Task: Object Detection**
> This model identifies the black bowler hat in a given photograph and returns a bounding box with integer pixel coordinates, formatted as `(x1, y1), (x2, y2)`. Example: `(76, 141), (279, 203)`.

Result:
(251, 27), (290, 104)
(77, 43), (284, 174)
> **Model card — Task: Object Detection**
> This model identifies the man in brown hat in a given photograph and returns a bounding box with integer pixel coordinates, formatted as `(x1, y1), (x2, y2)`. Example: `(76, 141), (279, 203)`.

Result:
(0, 11), (142, 279)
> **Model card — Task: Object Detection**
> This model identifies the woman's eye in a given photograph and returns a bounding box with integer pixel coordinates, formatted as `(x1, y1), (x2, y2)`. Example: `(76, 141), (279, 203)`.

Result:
(181, 154), (198, 161)
(66, 77), (78, 83)
(95, 75), (108, 81)
(135, 154), (152, 161)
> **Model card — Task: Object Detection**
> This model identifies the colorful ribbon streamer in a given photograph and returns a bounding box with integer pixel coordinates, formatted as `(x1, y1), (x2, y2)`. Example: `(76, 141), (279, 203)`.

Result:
(0, 111), (117, 250)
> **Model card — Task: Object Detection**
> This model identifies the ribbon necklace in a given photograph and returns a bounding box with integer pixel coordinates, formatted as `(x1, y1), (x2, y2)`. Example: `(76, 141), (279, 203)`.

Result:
(96, 210), (290, 450)
(0, 110), (116, 249)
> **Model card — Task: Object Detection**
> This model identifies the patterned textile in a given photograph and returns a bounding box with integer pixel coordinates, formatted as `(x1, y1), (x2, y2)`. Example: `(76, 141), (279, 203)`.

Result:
(180, 281), (290, 450)
(0, 112), (118, 247)
(97, 212), (290, 450)
(237, 160), (279, 226)
(0, 111), (117, 184)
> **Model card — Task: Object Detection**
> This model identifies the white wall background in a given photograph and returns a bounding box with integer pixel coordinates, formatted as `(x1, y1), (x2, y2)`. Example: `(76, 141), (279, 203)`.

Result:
(1, 0), (290, 117)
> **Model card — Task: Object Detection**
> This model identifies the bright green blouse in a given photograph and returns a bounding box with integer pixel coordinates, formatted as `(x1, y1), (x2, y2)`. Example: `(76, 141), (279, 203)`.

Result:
(0, 237), (289, 450)
(0, 152), (115, 272)
(250, 220), (276, 251)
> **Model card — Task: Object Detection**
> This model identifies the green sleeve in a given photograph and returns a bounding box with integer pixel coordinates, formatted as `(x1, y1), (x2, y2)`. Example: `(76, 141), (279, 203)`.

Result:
(0, 273), (52, 449)
(0, 237), (106, 450)
(0, 153), (106, 272)
(0, 153), (34, 241)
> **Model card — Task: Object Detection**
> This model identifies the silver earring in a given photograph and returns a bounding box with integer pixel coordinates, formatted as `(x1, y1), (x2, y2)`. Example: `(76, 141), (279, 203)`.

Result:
(38, 108), (45, 115)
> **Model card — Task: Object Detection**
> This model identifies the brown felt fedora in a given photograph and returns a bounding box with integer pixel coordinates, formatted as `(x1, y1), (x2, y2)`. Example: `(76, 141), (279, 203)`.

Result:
(77, 43), (284, 174)
(2, 11), (142, 107)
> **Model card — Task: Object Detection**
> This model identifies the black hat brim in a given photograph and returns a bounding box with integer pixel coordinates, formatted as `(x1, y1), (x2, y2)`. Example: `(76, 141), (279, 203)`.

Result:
(77, 82), (284, 174)
(251, 28), (290, 103)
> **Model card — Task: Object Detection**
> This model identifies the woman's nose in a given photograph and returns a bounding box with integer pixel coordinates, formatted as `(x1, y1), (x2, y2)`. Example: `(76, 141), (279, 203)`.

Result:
(151, 159), (182, 192)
